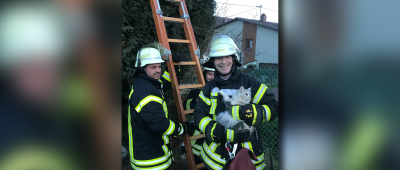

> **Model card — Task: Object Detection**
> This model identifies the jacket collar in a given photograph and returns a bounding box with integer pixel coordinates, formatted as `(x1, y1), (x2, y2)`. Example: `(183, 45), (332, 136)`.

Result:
(214, 68), (239, 85)
(137, 73), (161, 87)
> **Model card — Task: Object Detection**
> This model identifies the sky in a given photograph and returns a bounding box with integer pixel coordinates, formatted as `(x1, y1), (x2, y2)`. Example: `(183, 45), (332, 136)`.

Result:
(214, 0), (279, 23)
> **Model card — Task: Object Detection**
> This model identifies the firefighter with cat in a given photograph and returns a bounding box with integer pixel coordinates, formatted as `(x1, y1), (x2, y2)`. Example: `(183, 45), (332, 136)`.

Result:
(193, 35), (278, 170)
(127, 43), (192, 170)
(181, 62), (215, 165)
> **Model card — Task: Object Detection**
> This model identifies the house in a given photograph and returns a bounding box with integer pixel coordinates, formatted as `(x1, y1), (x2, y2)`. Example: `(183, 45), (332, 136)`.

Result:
(214, 14), (278, 68)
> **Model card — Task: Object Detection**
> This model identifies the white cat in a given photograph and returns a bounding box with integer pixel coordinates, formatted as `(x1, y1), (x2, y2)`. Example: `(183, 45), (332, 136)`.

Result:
(220, 86), (251, 106)
(216, 86), (255, 135)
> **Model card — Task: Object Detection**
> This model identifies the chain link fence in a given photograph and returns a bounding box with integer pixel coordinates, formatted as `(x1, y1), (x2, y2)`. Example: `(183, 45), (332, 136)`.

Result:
(240, 65), (279, 170)
(163, 64), (279, 170)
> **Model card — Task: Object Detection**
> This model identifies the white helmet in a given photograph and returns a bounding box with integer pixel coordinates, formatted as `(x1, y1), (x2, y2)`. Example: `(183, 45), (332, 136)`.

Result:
(205, 35), (242, 66)
(135, 45), (166, 67)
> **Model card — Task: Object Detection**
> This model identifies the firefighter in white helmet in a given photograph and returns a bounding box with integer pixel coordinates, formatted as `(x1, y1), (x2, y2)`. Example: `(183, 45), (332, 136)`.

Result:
(128, 43), (191, 170)
(193, 35), (278, 170)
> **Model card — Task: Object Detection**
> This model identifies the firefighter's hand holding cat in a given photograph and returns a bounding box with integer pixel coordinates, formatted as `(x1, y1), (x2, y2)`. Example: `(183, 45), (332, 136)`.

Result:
(206, 122), (250, 143)
(228, 104), (265, 126)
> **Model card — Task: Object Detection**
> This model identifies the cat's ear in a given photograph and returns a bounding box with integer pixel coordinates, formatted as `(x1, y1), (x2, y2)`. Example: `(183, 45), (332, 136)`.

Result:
(248, 87), (251, 91)
(239, 86), (244, 92)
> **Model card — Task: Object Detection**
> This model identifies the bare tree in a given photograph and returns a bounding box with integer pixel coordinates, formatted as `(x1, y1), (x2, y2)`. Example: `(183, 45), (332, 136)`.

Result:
(214, 0), (231, 18)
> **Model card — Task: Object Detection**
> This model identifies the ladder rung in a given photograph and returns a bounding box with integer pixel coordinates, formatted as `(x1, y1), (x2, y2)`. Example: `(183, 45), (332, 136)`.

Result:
(190, 134), (205, 141)
(196, 163), (205, 169)
(174, 61), (196, 65)
(184, 109), (194, 114)
(163, 16), (184, 23)
(179, 84), (203, 90)
(166, 0), (181, 2)
(168, 39), (190, 43)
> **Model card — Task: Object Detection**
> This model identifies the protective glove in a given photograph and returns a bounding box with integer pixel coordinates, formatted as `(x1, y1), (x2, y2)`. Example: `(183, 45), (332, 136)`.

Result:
(172, 54), (187, 62)
(172, 54), (187, 73)
(206, 122), (250, 143)
(178, 121), (192, 135)
(226, 127), (251, 143)
(229, 104), (265, 126)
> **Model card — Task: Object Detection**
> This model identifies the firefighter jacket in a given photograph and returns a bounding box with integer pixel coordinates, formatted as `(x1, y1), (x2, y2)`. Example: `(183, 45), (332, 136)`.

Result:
(183, 89), (205, 161)
(184, 89), (201, 111)
(193, 69), (278, 170)
(128, 71), (184, 170)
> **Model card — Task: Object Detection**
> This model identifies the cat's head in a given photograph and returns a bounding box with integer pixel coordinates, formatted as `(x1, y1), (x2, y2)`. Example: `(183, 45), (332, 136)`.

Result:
(239, 86), (251, 98)
(238, 86), (251, 103)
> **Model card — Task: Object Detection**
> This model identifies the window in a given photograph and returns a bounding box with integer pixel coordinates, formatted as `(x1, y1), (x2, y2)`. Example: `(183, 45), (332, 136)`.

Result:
(245, 39), (252, 50)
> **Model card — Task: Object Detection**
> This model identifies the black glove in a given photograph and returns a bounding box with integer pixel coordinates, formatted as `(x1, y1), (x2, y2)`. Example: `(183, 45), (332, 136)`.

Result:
(206, 122), (250, 143)
(231, 104), (265, 126)
(172, 54), (187, 73)
(226, 127), (251, 143)
(172, 54), (187, 62)
(179, 121), (192, 135)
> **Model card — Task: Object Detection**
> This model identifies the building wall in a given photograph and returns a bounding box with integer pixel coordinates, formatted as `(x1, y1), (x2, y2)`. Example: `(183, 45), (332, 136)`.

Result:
(214, 20), (243, 49)
(255, 26), (279, 67)
(242, 22), (258, 65)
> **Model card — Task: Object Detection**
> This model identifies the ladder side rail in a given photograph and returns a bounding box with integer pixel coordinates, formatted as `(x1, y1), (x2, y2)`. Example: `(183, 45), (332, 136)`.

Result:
(149, 0), (197, 169)
(179, 0), (205, 87)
